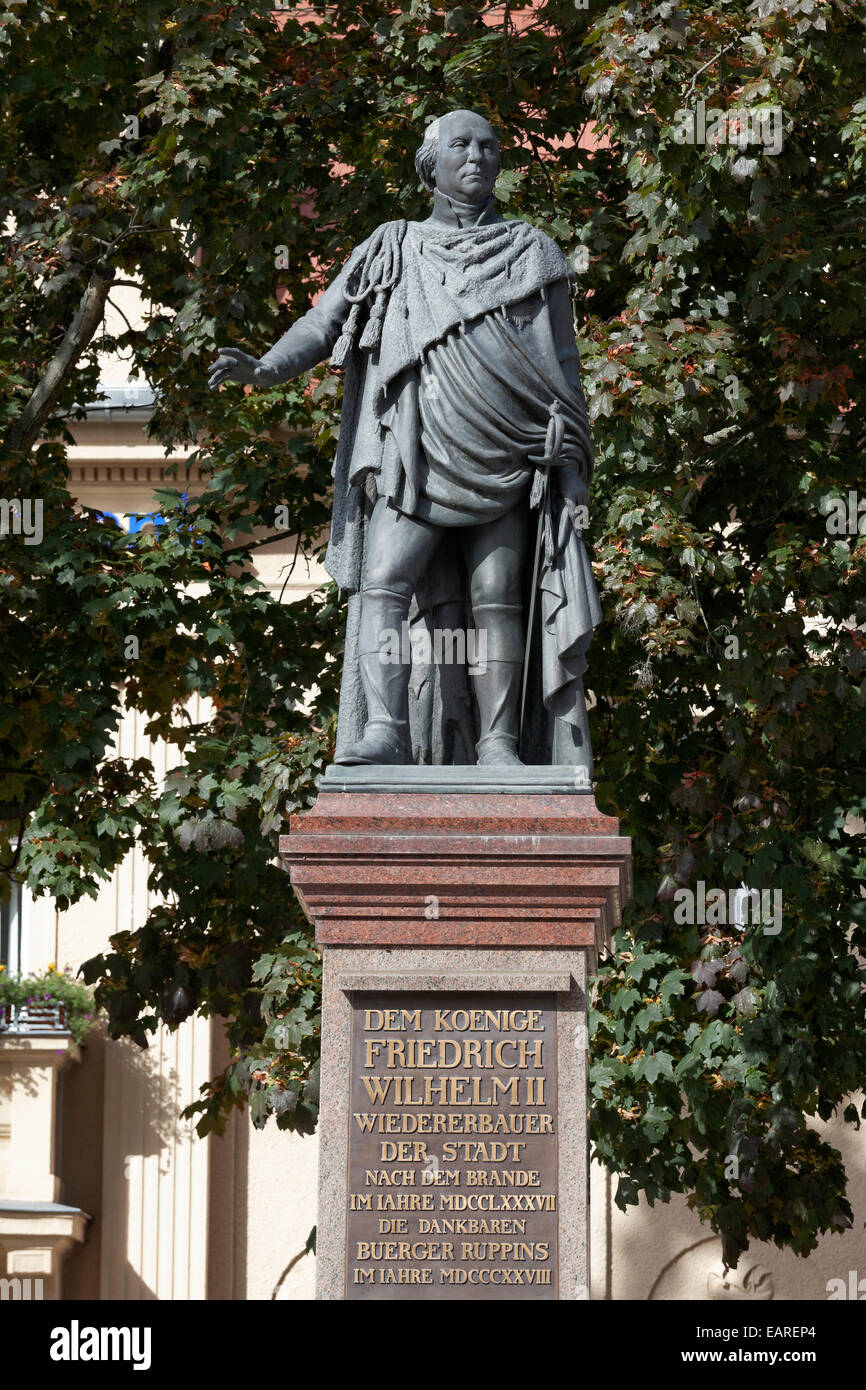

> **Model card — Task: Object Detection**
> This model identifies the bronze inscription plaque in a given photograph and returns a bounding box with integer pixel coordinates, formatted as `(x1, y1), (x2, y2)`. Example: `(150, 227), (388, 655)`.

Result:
(345, 991), (558, 1300)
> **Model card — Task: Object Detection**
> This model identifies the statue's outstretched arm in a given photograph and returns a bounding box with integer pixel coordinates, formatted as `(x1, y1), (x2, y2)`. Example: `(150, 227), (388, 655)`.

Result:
(207, 250), (359, 390)
(257, 265), (352, 383)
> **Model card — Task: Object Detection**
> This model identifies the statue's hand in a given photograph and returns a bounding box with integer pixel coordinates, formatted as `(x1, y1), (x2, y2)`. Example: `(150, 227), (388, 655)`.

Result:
(556, 461), (589, 506)
(556, 462), (590, 531)
(207, 346), (278, 390)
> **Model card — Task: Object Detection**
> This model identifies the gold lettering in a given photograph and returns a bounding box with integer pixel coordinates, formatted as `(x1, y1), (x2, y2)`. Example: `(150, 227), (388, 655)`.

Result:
(361, 1075), (391, 1103)
(379, 1141), (428, 1162)
(491, 1076), (520, 1105)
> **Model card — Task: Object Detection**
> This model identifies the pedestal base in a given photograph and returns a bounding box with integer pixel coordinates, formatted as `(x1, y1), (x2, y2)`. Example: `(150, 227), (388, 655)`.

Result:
(280, 782), (631, 1301)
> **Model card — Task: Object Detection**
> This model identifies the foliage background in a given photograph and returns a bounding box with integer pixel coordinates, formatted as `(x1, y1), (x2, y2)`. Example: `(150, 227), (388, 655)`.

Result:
(2, 0), (865, 1265)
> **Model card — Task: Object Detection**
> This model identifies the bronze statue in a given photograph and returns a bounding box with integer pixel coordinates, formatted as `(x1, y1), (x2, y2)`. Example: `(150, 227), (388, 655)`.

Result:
(209, 110), (600, 772)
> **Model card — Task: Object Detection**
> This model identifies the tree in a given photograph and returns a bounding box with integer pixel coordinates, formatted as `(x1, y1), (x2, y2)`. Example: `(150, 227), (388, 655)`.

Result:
(2, 0), (864, 1267)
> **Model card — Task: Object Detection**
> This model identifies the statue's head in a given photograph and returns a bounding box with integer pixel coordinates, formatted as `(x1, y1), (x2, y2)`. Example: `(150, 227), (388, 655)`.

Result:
(415, 109), (501, 203)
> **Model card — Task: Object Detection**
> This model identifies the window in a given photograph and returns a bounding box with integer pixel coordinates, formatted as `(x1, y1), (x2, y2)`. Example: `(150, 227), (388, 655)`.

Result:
(0, 883), (22, 975)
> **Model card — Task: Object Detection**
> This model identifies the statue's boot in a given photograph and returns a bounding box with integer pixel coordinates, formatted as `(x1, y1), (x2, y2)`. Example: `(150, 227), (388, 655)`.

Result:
(337, 586), (411, 765)
(471, 603), (524, 767)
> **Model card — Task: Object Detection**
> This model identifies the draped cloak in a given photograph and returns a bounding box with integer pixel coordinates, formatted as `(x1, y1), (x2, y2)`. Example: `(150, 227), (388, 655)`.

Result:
(260, 203), (602, 766)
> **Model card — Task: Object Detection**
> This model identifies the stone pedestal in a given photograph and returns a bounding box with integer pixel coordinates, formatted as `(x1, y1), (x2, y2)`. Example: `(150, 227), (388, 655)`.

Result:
(280, 768), (631, 1301)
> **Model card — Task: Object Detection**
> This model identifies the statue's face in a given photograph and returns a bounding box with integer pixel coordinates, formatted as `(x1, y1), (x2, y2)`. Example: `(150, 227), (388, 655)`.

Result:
(434, 111), (500, 202)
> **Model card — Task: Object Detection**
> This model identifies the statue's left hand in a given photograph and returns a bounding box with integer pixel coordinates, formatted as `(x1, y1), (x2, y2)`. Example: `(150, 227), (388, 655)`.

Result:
(556, 462), (590, 521)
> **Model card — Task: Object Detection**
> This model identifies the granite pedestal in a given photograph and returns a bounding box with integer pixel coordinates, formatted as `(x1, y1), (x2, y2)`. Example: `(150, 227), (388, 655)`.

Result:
(280, 766), (631, 1301)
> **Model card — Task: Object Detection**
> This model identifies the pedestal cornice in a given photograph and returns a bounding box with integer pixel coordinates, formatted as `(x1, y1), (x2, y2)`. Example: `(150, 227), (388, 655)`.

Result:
(280, 786), (631, 959)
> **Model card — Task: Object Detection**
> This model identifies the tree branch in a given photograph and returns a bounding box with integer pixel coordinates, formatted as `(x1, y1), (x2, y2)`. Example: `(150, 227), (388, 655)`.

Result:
(5, 265), (116, 455)
(223, 532), (302, 556)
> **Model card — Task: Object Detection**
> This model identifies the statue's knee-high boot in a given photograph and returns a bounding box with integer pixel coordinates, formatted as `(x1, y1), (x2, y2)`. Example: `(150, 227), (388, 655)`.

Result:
(337, 587), (412, 765)
(471, 602), (524, 766)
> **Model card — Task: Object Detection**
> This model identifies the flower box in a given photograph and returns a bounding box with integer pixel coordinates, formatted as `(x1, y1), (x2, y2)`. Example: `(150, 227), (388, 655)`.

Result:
(0, 1002), (69, 1034)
